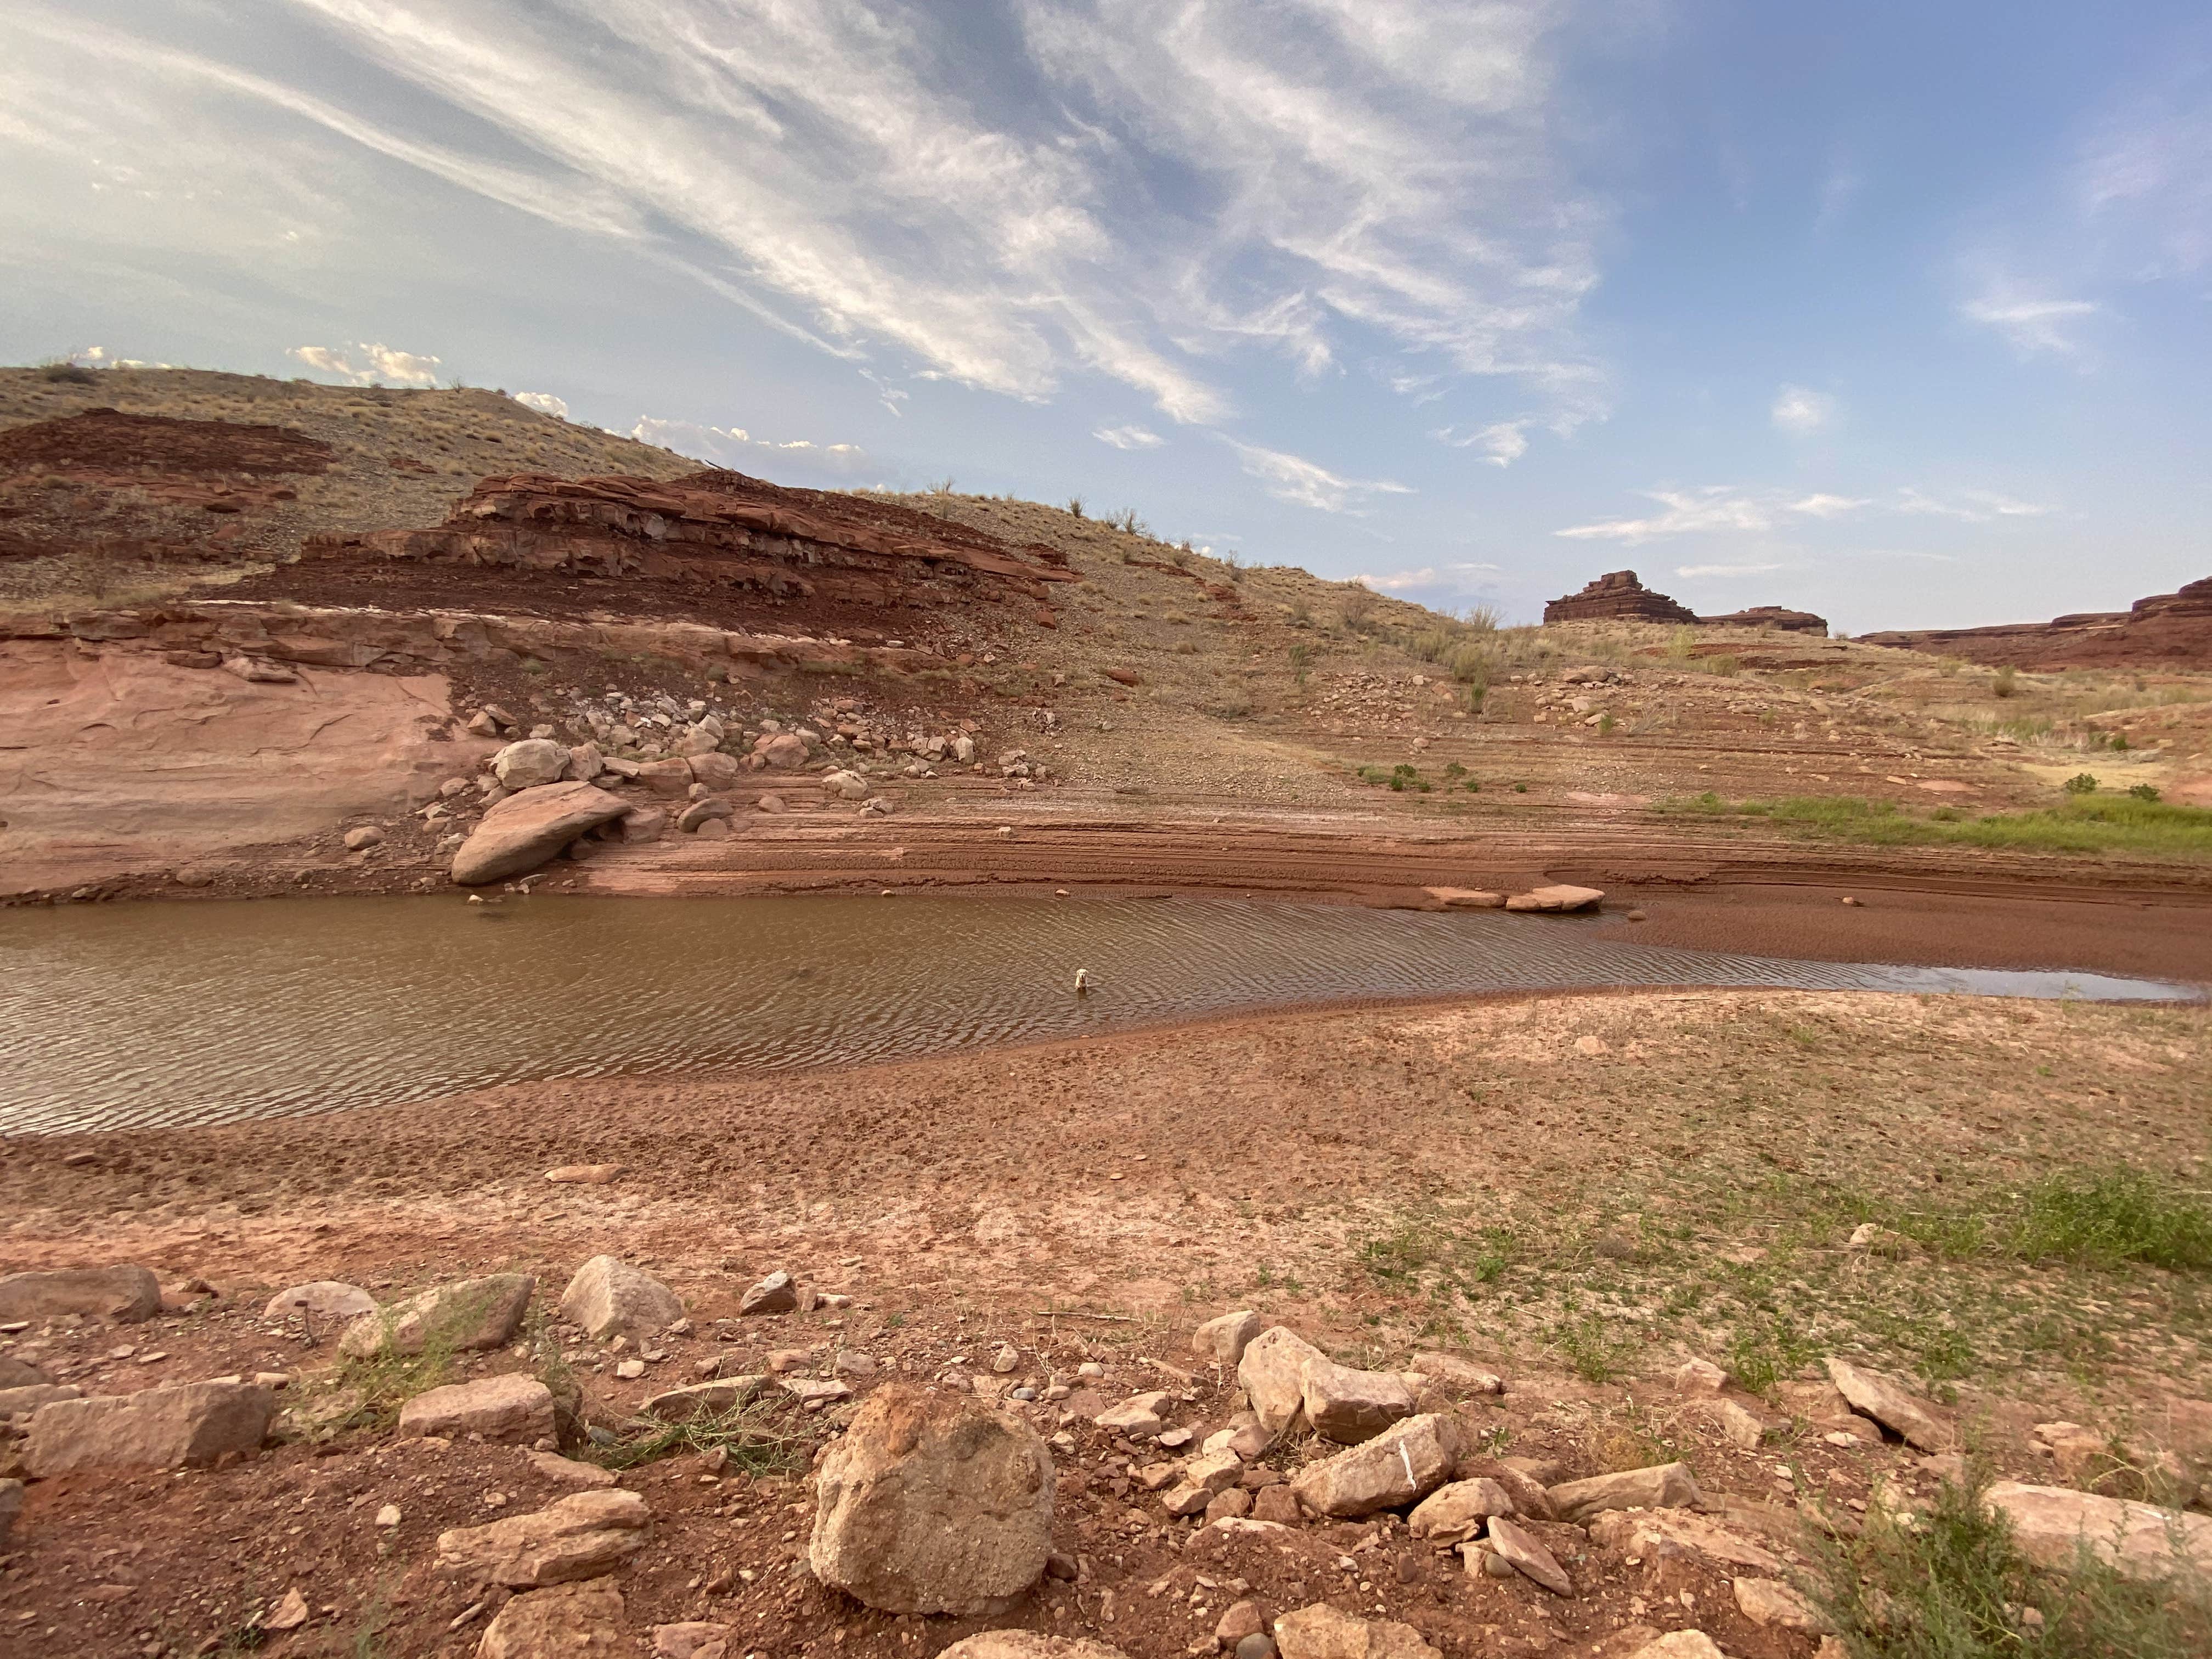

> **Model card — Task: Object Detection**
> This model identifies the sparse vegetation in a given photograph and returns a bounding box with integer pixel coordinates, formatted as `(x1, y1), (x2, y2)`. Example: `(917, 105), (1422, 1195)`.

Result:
(1664, 791), (2212, 860)
(1993, 664), (2019, 698)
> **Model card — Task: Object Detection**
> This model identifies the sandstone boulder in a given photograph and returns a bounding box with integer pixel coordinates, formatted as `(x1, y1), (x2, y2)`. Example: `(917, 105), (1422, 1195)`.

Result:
(477, 1580), (626, 1659)
(1732, 1576), (1824, 1630)
(0, 1265), (161, 1324)
(1192, 1310), (1265, 1367)
(688, 752), (741, 790)
(0, 1355), (52, 1389)
(262, 1280), (376, 1324)
(1290, 1414), (1457, 1518)
(755, 733), (810, 770)
(642, 1378), (762, 1423)
(398, 1375), (555, 1443)
(738, 1271), (798, 1316)
(820, 769), (871, 800)
(566, 743), (605, 782)
(1589, 1508), (1782, 1573)
(452, 785), (628, 885)
(809, 1383), (1054, 1615)
(0, 1384), (82, 1415)
(1824, 1358), (1953, 1452)
(1421, 887), (1505, 910)
(25, 1380), (274, 1474)
(1547, 1462), (1702, 1524)
(938, 1637), (1130, 1659)
(1094, 1390), (1170, 1438)
(559, 1256), (683, 1341)
(436, 1488), (650, 1587)
(338, 1273), (534, 1359)
(676, 797), (736, 833)
(651, 1621), (732, 1659)
(1486, 1515), (1572, 1595)
(494, 738), (572, 790)
(1408, 1352), (1505, 1395)
(1408, 1477), (1516, 1545)
(1984, 1481), (2212, 1581)
(1237, 1327), (1415, 1443)
(1503, 885), (1604, 913)
(1624, 1635), (1725, 1659)
(1273, 1603), (1442, 1659)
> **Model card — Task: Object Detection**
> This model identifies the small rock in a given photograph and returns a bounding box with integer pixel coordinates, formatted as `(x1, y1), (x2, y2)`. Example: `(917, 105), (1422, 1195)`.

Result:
(375, 1504), (401, 1527)
(1406, 1352), (1504, 1395)
(559, 1256), (684, 1341)
(1486, 1515), (1572, 1595)
(1252, 1485), (1304, 1524)
(936, 1636), (1129, 1659)
(1824, 1357), (1953, 1452)
(641, 1378), (763, 1422)
(435, 1488), (650, 1587)
(397, 1375), (555, 1443)
(1545, 1462), (1702, 1525)
(1733, 1576), (1825, 1630)
(1095, 1390), (1171, 1439)
(614, 1359), (646, 1380)
(477, 1581), (626, 1659)
(1192, 1310), (1265, 1367)
(527, 1451), (617, 1489)
(739, 1271), (798, 1316)
(493, 738), (572, 791)
(1673, 1357), (1728, 1396)
(0, 1265), (162, 1324)
(1708, 1397), (1777, 1449)
(338, 1274), (535, 1359)
(652, 1621), (733, 1659)
(1407, 1478), (1516, 1546)
(543, 1164), (625, 1185)
(342, 826), (383, 851)
(263, 1587), (310, 1631)
(1502, 884), (1604, 913)
(1238, 1639), (1278, 1659)
(1272, 1602), (1442, 1659)
(1217, 1600), (1266, 1645)
(263, 1280), (377, 1324)
(991, 1342), (1020, 1374)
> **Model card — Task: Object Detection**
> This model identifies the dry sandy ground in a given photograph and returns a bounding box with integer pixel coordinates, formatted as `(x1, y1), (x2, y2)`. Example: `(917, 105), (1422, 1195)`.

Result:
(3, 987), (2208, 1657)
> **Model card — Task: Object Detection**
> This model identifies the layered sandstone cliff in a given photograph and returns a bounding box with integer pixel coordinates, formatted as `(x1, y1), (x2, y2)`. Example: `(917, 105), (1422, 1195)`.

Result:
(1863, 577), (2212, 669)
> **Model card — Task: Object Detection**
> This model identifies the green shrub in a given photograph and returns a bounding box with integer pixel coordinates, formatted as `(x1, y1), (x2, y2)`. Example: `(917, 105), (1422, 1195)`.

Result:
(2064, 773), (2098, 795)
(2010, 1168), (2212, 1272)
(2129, 783), (2162, 802)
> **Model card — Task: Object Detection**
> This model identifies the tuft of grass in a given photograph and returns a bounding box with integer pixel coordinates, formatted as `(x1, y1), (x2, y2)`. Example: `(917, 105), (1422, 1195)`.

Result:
(591, 1394), (817, 1474)
(1554, 1313), (1633, 1384)
(1993, 664), (2019, 698)
(1805, 1471), (2212, 1659)
(2010, 1168), (2212, 1272)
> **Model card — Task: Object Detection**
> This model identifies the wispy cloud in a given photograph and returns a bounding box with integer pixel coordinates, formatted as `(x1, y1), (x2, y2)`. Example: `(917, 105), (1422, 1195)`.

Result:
(631, 416), (868, 476)
(1555, 486), (1774, 543)
(1895, 487), (2056, 522)
(289, 342), (441, 386)
(1223, 438), (1412, 513)
(1561, 482), (2039, 542)
(1959, 292), (2101, 360)
(1675, 562), (1785, 578)
(1788, 493), (1869, 519)
(1093, 424), (1164, 450)
(1355, 560), (1502, 593)
(1434, 420), (1531, 467)
(1770, 384), (1835, 434)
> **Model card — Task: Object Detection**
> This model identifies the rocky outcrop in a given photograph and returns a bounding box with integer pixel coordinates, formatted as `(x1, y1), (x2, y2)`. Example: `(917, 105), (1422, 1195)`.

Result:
(1863, 576), (2212, 668)
(1543, 572), (1696, 626)
(1237, 1327), (1417, 1443)
(1985, 1481), (2212, 1581)
(0, 1265), (162, 1324)
(450, 782), (629, 885)
(24, 1380), (274, 1474)
(809, 1384), (1055, 1615)
(1699, 605), (1827, 634)
(1273, 1603), (1442, 1659)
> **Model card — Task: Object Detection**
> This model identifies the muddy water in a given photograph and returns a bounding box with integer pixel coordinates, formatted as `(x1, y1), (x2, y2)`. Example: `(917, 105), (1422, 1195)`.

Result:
(1, 894), (2194, 1133)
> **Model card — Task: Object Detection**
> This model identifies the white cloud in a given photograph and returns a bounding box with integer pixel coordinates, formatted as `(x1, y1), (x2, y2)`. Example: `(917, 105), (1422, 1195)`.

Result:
(1675, 562), (1786, 578)
(1770, 384), (1835, 434)
(1960, 292), (2101, 360)
(1434, 420), (1530, 467)
(2073, 72), (2212, 279)
(1555, 486), (1773, 543)
(1355, 559), (1502, 593)
(1895, 487), (2056, 522)
(1222, 438), (1412, 513)
(1788, 493), (1869, 519)
(1093, 424), (1164, 450)
(514, 391), (569, 419)
(630, 416), (868, 475)
(289, 342), (442, 386)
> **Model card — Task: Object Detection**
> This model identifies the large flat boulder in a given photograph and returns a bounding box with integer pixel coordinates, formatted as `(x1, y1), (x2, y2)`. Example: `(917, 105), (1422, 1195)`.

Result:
(1824, 1357), (1953, 1452)
(1547, 1462), (1702, 1524)
(436, 1488), (650, 1587)
(1985, 1481), (2212, 1581)
(809, 1383), (1054, 1616)
(0, 1265), (161, 1324)
(338, 1273), (535, 1359)
(25, 1380), (274, 1474)
(451, 783), (628, 885)
(398, 1375), (555, 1443)
(558, 1256), (683, 1341)
(262, 1280), (377, 1325)
(1235, 1326), (1415, 1443)
(1290, 1414), (1458, 1518)
(1273, 1603), (1442, 1659)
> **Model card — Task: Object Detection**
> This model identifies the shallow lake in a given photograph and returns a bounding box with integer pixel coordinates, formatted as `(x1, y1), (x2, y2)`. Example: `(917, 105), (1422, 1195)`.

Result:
(1, 894), (2196, 1133)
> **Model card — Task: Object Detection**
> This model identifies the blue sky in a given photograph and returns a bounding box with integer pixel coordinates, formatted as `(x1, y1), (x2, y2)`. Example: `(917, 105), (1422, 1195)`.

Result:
(3, 1), (2207, 631)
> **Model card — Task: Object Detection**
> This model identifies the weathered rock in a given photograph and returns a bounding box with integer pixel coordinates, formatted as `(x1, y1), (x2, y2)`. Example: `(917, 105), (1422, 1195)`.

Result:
(1408, 1352), (1504, 1395)
(642, 1378), (763, 1423)
(1624, 1635), (1726, 1659)
(0, 1479), (23, 1545)
(0, 1384), (82, 1415)
(1238, 1326), (1317, 1436)
(436, 1488), (650, 1587)
(1984, 1481), (2212, 1581)
(1823, 1358), (1953, 1452)
(25, 1380), (274, 1474)
(1094, 1390), (1170, 1438)
(687, 752), (741, 790)
(528, 1451), (617, 1488)
(338, 1273), (535, 1359)
(1217, 1601), (1266, 1646)
(1503, 884), (1604, 913)
(543, 1164), (625, 1185)
(0, 1265), (162, 1324)
(263, 1280), (376, 1324)
(1589, 1507), (1782, 1572)
(820, 768), (871, 800)
(808, 1383), (1054, 1615)
(1421, 887), (1505, 910)
(1236, 1327), (1414, 1443)
(636, 757), (695, 795)
(0, 1355), (49, 1389)
(1542, 570), (1697, 625)
(618, 804), (667, 843)
(676, 796), (736, 833)
(566, 743), (605, 782)
(651, 1621), (732, 1659)
(494, 738), (572, 790)
(477, 1581), (627, 1659)
(1673, 1358), (1728, 1396)
(452, 785), (628, 884)
(1272, 1602), (1442, 1659)
(1733, 1576), (1824, 1630)
(1408, 1477), (1516, 1545)
(2032, 1420), (2198, 1506)
(1707, 1397), (1778, 1450)
(738, 1271), (798, 1316)
(1486, 1516), (1572, 1595)
(937, 1636), (1130, 1659)
(1253, 1484), (1304, 1524)
(755, 733), (810, 770)
(1290, 1414), (1457, 1518)
(343, 825), (383, 851)
(398, 1375), (555, 1443)
(1547, 1462), (1702, 1524)
(559, 1256), (683, 1341)
(1193, 1310), (1265, 1367)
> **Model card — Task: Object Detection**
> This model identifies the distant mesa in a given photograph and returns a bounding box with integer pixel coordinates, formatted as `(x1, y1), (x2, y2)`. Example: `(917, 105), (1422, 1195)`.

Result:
(1862, 577), (2212, 670)
(1543, 571), (1826, 634)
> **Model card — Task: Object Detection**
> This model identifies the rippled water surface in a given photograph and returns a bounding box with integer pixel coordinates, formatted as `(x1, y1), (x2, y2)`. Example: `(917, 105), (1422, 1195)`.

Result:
(1, 894), (2194, 1133)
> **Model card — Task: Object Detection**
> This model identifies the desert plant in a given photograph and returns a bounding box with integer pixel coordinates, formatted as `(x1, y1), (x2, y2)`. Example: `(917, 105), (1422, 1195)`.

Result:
(2063, 773), (2099, 795)
(1459, 603), (1502, 633)
(1066, 496), (1085, 518)
(2129, 783), (2162, 802)
(1707, 653), (1741, 678)
(1993, 665), (2018, 698)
